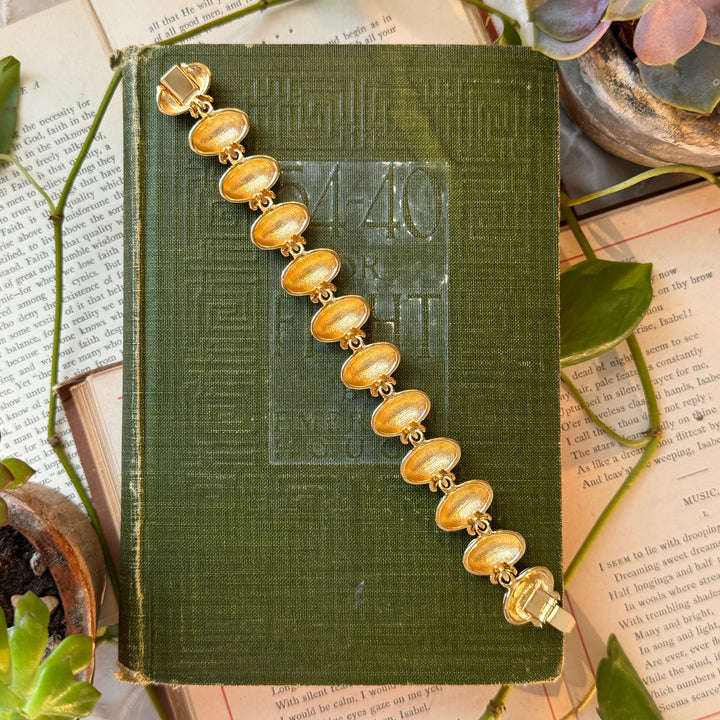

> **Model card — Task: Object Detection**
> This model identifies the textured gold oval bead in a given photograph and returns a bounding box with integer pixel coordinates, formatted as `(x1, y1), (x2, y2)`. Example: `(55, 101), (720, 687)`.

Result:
(310, 295), (370, 343)
(462, 530), (525, 576)
(251, 201), (310, 250)
(400, 437), (461, 486)
(219, 155), (280, 203)
(340, 342), (400, 390)
(189, 108), (249, 156)
(503, 566), (556, 626)
(435, 479), (494, 532)
(371, 390), (430, 438)
(281, 248), (341, 296)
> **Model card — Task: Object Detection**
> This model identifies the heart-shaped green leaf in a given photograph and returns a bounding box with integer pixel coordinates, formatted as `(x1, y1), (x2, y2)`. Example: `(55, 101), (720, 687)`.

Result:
(604, 0), (657, 20)
(560, 259), (653, 366)
(638, 40), (720, 112)
(534, 21), (611, 58)
(0, 56), (20, 155)
(634, 0), (706, 65)
(0, 458), (35, 490)
(597, 634), (664, 720)
(527, 0), (610, 41)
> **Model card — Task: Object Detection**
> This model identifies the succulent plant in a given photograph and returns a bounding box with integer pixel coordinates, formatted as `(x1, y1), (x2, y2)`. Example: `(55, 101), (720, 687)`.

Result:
(0, 591), (100, 720)
(526, 0), (720, 113)
(0, 442), (35, 527)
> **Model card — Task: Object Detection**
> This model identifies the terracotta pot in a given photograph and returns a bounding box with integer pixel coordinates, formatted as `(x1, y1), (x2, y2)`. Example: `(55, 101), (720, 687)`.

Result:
(558, 32), (720, 168)
(2, 483), (105, 678)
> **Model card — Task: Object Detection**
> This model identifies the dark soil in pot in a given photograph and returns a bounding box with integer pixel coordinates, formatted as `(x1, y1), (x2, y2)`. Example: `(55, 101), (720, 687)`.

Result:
(0, 525), (66, 638)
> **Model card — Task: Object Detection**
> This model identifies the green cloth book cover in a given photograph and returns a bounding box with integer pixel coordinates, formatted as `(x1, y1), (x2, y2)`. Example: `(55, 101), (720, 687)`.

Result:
(120, 44), (563, 685)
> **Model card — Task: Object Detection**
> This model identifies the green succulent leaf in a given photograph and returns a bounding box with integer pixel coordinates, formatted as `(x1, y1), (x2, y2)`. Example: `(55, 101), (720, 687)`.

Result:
(560, 259), (653, 367)
(39, 635), (93, 676)
(0, 458), (35, 491)
(634, 0), (706, 65)
(527, 0), (610, 41)
(0, 682), (22, 712)
(0, 608), (10, 686)
(597, 634), (664, 720)
(8, 611), (48, 697)
(691, 0), (720, 44)
(0, 56), (20, 156)
(534, 21), (611, 59)
(603, 0), (657, 21)
(13, 594), (49, 631)
(0, 498), (8, 527)
(23, 657), (100, 719)
(638, 40), (720, 113)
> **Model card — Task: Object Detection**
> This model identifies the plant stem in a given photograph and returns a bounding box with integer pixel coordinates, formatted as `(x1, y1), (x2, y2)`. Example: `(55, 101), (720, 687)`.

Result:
(565, 433), (660, 586)
(0, 154), (55, 211)
(157, 0), (298, 45)
(560, 372), (651, 447)
(478, 684), (511, 720)
(565, 164), (720, 207)
(55, 68), (122, 216)
(557, 682), (597, 720)
(560, 194), (596, 259)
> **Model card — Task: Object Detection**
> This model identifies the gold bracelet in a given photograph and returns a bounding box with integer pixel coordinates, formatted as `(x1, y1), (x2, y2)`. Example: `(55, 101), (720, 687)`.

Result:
(156, 62), (575, 634)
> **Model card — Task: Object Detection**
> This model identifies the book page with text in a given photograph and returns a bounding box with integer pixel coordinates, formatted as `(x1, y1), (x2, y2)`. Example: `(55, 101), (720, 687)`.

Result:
(0, 0), (124, 489)
(89, 0), (486, 49)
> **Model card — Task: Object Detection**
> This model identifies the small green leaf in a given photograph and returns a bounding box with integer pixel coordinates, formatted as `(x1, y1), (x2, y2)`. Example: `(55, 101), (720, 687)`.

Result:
(0, 458), (35, 490)
(604, 0), (657, 21)
(39, 635), (93, 676)
(560, 259), (653, 366)
(0, 682), (22, 712)
(638, 40), (720, 113)
(0, 56), (20, 155)
(597, 634), (664, 720)
(8, 611), (48, 697)
(534, 21), (611, 59)
(24, 659), (100, 719)
(0, 607), (10, 685)
(0, 497), (8, 527)
(13, 593), (49, 631)
(527, 0), (610, 41)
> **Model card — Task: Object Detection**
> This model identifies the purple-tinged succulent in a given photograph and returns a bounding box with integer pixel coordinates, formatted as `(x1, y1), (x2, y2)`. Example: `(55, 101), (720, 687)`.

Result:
(526, 0), (720, 113)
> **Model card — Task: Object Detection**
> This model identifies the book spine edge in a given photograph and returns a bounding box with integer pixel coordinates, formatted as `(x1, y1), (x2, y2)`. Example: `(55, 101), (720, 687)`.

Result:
(119, 46), (148, 675)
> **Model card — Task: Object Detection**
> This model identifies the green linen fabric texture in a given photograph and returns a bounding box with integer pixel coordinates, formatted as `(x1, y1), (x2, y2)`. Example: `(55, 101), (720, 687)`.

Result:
(121, 44), (562, 686)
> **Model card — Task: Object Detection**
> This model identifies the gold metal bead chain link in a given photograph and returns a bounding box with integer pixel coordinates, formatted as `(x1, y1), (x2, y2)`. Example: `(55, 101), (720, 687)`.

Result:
(157, 62), (575, 634)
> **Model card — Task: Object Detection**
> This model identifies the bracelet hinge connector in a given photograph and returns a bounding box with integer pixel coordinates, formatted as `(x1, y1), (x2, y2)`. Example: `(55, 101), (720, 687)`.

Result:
(524, 587), (576, 633)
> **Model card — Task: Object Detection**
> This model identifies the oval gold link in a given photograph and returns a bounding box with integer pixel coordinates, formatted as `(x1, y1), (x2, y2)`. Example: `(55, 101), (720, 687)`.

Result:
(189, 108), (249, 157)
(435, 479), (494, 532)
(341, 342), (400, 391)
(371, 390), (430, 439)
(311, 296), (370, 343)
(282, 248), (341, 296)
(462, 530), (526, 577)
(400, 437), (461, 486)
(251, 202), (310, 250)
(219, 155), (280, 204)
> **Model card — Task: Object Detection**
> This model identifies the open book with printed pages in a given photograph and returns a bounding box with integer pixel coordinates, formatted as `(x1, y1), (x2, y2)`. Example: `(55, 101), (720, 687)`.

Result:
(1, 0), (718, 717)
(52, 180), (720, 719)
